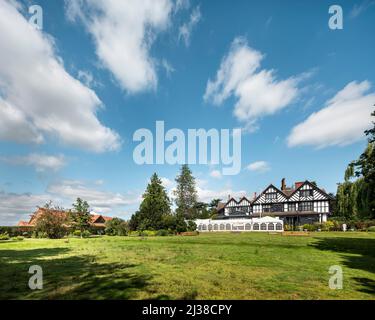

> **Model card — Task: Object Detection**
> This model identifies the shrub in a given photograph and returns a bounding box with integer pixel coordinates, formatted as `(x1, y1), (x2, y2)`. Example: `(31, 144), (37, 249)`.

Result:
(0, 233), (10, 241)
(187, 220), (197, 232)
(156, 229), (169, 236)
(322, 221), (335, 231)
(13, 236), (24, 241)
(82, 230), (91, 238)
(72, 230), (81, 237)
(367, 226), (375, 232)
(105, 218), (129, 236)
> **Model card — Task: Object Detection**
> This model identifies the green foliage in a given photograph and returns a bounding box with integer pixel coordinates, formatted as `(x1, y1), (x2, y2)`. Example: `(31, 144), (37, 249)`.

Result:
(367, 226), (375, 232)
(156, 229), (169, 236)
(82, 230), (91, 238)
(174, 165), (198, 219)
(13, 236), (24, 241)
(105, 218), (129, 236)
(34, 202), (68, 239)
(336, 109), (375, 219)
(0, 233), (10, 241)
(129, 173), (171, 231)
(72, 230), (81, 237)
(70, 198), (91, 236)
(187, 220), (197, 232)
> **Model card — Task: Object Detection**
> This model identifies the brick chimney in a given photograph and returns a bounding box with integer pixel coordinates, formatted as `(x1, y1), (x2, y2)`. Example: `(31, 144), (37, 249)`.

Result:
(281, 178), (286, 191)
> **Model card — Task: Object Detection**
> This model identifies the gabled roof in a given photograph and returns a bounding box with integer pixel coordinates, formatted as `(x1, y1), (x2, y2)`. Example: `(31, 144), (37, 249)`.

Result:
(252, 184), (285, 204)
(224, 197), (239, 206)
(238, 196), (251, 204)
(288, 180), (334, 200)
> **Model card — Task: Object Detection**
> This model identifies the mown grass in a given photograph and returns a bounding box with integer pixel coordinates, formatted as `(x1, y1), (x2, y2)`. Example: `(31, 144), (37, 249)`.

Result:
(0, 232), (374, 300)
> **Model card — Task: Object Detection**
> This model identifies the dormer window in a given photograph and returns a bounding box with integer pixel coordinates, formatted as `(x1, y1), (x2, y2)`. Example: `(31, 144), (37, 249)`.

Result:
(265, 192), (277, 200)
(300, 190), (313, 197)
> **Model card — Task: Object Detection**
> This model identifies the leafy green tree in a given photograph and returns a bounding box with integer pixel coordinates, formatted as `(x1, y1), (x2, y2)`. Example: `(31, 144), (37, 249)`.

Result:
(336, 109), (375, 219)
(70, 198), (91, 237)
(34, 201), (67, 239)
(130, 173), (171, 230)
(174, 165), (198, 219)
(105, 218), (129, 236)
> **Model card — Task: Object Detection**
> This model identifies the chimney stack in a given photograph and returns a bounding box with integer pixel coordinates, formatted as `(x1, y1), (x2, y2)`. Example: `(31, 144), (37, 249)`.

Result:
(281, 178), (286, 191)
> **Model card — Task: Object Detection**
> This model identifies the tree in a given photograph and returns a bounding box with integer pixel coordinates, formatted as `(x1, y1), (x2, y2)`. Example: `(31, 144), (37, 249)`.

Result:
(336, 108), (375, 219)
(130, 173), (171, 230)
(105, 218), (129, 236)
(174, 165), (198, 219)
(34, 201), (68, 239)
(70, 198), (91, 237)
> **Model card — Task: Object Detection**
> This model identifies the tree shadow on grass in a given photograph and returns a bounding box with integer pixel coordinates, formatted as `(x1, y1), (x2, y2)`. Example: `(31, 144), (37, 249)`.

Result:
(311, 236), (375, 295)
(0, 247), (152, 300)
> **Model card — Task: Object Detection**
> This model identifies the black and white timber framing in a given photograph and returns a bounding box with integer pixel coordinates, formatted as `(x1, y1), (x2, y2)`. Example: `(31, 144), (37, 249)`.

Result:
(218, 179), (333, 226)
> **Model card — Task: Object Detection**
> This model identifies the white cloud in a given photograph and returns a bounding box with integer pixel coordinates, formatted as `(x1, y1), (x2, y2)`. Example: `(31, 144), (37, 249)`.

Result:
(287, 81), (375, 148)
(246, 161), (270, 173)
(197, 186), (246, 203)
(0, 179), (142, 225)
(160, 177), (174, 189)
(65, 0), (174, 93)
(161, 59), (175, 78)
(0, 191), (57, 226)
(0, 153), (66, 172)
(350, 0), (375, 18)
(47, 180), (141, 213)
(210, 170), (222, 179)
(204, 37), (300, 130)
(0, 1), (120, 152)
(178, 6), (201, 47)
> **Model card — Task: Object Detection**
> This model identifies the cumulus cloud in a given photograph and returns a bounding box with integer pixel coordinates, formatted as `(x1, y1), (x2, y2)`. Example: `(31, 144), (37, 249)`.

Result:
(287, 81), (375, 148)
(246, 161), (270, 173)
(178, 5), (201, 47)
(204, 37), (300, 130)
(0, 153), (66, 172)
(47, 180), (141, 213)
(0, 191), (56, 226)
(0, 1), (120, 152)
(197, 186), (246, 203)
(65, 0), (174, 93)
(0, 179), (142, 225)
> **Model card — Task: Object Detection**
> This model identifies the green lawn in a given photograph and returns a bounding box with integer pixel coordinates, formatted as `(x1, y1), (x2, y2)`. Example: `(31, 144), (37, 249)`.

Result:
(0, 232), (374, 300)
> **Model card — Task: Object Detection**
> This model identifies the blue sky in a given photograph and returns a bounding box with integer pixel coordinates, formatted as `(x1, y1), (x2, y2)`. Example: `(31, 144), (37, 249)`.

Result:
(0, 0), (374, 225)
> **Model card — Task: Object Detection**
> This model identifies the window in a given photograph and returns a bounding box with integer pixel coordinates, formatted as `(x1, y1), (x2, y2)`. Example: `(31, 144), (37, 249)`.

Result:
(208, 224), (212, 230)
(226, 224), (231, 230)
(202, 224), (207, 230)
(253, 223), (259, 230)
(268, 223), (275, 231)
(263, 205), (271, 212)
(261, 223), (267, 230)
(276, 223), (283, 230)
(271, 204), (283, 212)
(245, 223), (251, 230)
(288, 203), (296, 212)
(299, 202), (313, 211)
(265, 192), (277, 200)
(214, 224), (218, 230)
(220, 224), (225, 230)
(300, 189), (313, 197)
(316, 201), (329, 213)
